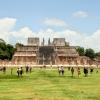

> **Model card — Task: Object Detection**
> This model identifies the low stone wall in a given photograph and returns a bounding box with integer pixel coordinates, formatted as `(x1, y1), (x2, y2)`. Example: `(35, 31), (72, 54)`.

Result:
(1, 64), (99, 68)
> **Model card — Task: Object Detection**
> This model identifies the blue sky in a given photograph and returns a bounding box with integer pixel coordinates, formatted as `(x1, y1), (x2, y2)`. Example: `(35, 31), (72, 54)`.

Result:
(0, 0), (100, 52)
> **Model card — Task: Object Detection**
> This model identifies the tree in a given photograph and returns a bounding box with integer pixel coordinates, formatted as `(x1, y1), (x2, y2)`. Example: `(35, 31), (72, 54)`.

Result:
(2, 51), (10, 60)
(6, 44), (15, 60)
(65, 41), (69, 46)
(0, 43), (7, 51)
(76, 46), (84, 56)
(0, 38), (15, 60)
(15, 43), (24, 51)
(85, 48), (95, 59)
(95, 52), (100, 58)
(0, 48), (3, 59)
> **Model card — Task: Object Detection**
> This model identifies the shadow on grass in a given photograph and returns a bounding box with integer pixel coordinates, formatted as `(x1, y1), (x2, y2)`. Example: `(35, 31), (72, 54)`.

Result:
(0, 74), (27, 79)
(67, 75), (82, 79)
(46, 74), (82, 79)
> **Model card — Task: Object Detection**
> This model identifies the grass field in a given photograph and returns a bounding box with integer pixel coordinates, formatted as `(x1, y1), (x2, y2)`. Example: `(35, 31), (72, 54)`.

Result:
(0, 67), (100, 100)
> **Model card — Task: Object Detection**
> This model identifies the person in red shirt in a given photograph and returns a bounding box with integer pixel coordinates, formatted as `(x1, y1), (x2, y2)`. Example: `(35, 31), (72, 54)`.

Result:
(30, 66), (32, 73)
(77, 67), (81, 77)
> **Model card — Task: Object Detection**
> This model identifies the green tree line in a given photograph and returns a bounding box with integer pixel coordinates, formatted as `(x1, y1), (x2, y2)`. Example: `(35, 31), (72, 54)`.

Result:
(0, 38), (23, 60)
(65, 41), (100, 59)
(76, 46), (100, 59)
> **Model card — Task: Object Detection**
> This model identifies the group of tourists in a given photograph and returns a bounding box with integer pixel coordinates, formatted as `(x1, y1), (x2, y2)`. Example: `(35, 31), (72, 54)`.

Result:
(58, 66), (76, 77)
(58, 66), (65, 75)
(0, 66), (6, 74)
(17, 65), (32, 77)
(58, 66), (98, 77)
(83, 67), (94, 77)
(0, 65), (32, 77)
(0, 65), (99, 78)
(25, 65), (32, 73)
(17, 67), (23, 77)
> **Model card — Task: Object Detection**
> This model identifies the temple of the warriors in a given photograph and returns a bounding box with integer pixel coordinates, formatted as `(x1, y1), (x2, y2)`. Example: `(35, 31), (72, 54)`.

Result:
(0, 37), (100, 67)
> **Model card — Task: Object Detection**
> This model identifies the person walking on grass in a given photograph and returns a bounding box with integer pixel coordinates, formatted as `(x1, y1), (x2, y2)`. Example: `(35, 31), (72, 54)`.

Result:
(84, 67), (87, 77)
(58, 66), (62, 75)
(3, 66), (6, 74)
(17, 67), (20, 77)
(84, 67), (88, 77)
(96, 66), (99, 73)
(86, 67), (88, 76)
(61, 66), (64, 75)
(90, 67), (93, 75)
(25, 65), (29, 73)
(68, 67), (70, 71)
(71, 67), (74, 77)
(77, 67), (81, 77)
(20, 67), (23, 77)
(11, 68), (13, 74)
(30, 66), (32, 73)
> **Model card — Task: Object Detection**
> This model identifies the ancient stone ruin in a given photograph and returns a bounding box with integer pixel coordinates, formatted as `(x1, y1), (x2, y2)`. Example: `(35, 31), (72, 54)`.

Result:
(0, 37), (100, 67)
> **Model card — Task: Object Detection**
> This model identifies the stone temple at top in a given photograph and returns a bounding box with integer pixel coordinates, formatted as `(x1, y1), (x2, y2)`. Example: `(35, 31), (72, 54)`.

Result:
(9, 37), (99, 67)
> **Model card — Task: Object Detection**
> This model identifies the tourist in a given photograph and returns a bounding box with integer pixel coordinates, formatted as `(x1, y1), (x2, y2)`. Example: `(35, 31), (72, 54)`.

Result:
(68, 67), (70, 71)
(71, 67), (74, 77)
(29, 66), (32, 73)
(90, 67), (93, 75)
(11, 68), (13, 74)
(77, 67), (81, 77)
(20, 67), (23, 77)
(17, 67), (20, 77)
(25, 65), (29, 73)
(96, 66), (99, 73)
(84, 67), (86, 76)
(86, 67), (88, 76)
(58, 66), (62, 75)
(61, 66), (64, 75)
(3, 66), (6, 74)
(43, 65), (46, 69)
(84, 67), (88, 77)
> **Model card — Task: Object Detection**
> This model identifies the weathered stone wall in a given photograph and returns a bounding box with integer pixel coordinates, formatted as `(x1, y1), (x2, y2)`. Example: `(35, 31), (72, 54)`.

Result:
(38, 46), (55, 65)
(11, 45), (37, 65)
(1, 37), (99, 67)
(28, 38), (39, 46)
(17, 46), (37, 51)
(12, 56), (36, 65)
(53, 38), (65, 46)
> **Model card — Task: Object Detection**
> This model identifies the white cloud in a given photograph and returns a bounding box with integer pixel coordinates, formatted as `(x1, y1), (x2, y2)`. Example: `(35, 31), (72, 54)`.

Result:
(8, 28), (100, 52)
(1, 27), (100, 52)
(73, 11), (88, 18)
(0, 17), (100, 52)
(42, 18), (68, 27)
(0, 17), (16, 32)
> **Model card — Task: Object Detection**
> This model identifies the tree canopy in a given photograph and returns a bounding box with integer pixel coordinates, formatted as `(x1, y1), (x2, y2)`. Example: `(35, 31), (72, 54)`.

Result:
(0, 39), (15, 60)
(15, 43), (24, 51)
(85, 48), (95, 59)
(76, 46), (84, 56)
(65, 41), (69, 46)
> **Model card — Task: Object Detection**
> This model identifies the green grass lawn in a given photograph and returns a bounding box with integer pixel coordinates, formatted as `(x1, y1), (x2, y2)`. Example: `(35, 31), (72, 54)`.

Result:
(0, 67), (100, 100)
